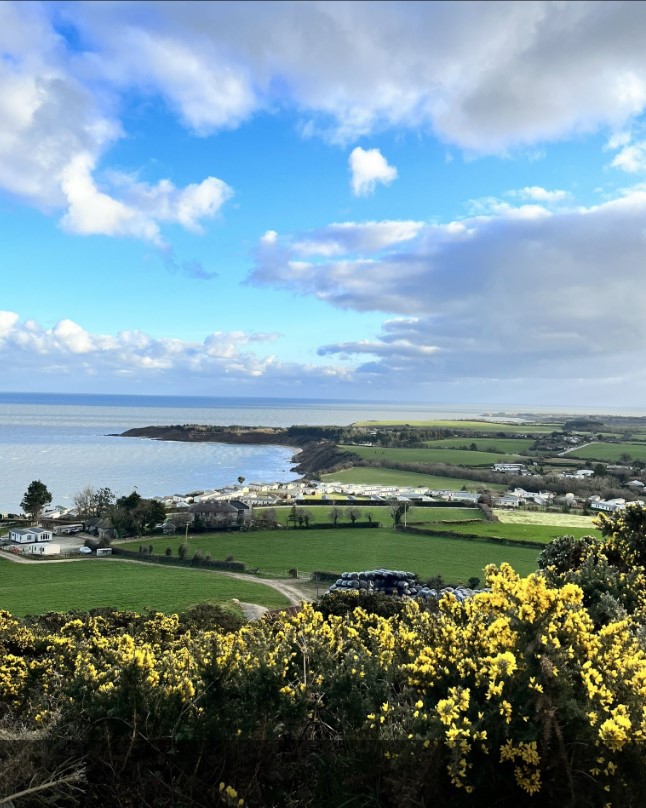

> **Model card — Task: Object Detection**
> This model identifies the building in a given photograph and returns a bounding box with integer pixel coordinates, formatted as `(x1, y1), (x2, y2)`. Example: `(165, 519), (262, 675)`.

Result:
(8, 527), (52, 544)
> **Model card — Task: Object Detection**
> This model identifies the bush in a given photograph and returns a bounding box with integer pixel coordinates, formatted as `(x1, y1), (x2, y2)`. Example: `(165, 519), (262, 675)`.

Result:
(537, 533), (599, 574)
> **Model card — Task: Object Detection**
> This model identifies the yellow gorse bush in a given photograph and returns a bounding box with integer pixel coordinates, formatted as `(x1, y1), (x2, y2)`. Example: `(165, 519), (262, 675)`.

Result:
(2, 564), (646, 802)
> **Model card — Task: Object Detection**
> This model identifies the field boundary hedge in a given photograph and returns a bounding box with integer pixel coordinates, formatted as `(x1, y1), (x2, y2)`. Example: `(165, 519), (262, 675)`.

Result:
(397, 524), (544, 549)
(111, 546), (247, 572)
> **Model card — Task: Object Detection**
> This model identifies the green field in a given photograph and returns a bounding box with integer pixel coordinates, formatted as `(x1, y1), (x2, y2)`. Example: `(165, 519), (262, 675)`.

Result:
(267, 505), (482, 526)
(429, 521), (600, 545)
(122, 527), (540, 581)
(425, 437), (536, 453)
(565, 441), (646, 462)
(0, 558), (290, 616)
(321, 466), (507, 491)
(341, 444), (521, 467)
(354, 419), (557, 433)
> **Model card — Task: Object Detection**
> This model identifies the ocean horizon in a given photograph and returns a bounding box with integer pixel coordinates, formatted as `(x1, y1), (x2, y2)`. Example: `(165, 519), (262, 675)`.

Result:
(1, 392), (645, 515)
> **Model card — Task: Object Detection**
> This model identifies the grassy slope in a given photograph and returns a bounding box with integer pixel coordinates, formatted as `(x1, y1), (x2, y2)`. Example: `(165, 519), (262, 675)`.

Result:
(321, 466), (507, 491)
(565, 442), (646, 462)
(341, 444), (523, 467)
(123, 528), (540, 581)
(267, 505), (482, 526)
(432, 521), (600, 544)
(0, 557), (289, 615)
(495, 511), (598, 528)
(353, 419), (558, 433)
(425, 437), (536, 453)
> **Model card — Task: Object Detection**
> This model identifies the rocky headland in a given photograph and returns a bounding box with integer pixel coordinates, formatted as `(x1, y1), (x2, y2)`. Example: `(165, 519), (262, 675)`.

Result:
(116, 424), (360, 476)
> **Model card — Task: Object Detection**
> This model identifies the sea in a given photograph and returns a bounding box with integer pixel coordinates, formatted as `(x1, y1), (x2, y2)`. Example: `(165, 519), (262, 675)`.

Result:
(0, 392), (642, 514)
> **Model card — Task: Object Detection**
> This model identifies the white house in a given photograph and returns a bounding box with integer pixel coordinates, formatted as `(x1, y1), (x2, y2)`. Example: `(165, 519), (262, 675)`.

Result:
(9, 527), (52, 544)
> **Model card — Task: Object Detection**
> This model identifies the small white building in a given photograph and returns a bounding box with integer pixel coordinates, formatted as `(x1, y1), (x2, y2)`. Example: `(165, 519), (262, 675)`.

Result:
(23, 542), (61, 556)
(9, 527), (53, 544)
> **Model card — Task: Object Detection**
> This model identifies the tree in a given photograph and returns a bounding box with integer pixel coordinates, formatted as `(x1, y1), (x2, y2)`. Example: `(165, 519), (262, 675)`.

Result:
(346, 506), (360, 526)
(329, 506), (341, 527)
(73, 485), (115, 519)
(389, 499), (411, 527)
(21, 480), (52, 522)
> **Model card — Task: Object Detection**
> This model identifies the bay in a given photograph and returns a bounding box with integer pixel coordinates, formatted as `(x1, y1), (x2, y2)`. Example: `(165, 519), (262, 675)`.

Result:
(1, 392), (643, 514)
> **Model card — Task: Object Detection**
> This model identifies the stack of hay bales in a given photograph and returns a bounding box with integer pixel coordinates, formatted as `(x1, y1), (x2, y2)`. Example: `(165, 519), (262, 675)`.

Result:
(326, 569), (483, 601)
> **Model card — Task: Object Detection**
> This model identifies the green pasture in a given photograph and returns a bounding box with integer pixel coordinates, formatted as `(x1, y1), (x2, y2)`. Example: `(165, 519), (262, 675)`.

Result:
(354, 419), (557, 433)
(565, 442), (646, 463)
(321, 466), (507, 491)
(425, 437), (535, 453)
(0, 558), (289, 616)
(265, 505), (484, 526)
(122, 527), (540, 581)
(340, 444), (521, 467)
(425, 521), (601, 545)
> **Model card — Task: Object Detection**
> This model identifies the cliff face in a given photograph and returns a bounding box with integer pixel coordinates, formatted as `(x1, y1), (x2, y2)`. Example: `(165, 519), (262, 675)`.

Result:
(291, 441), (361, 475)
(116, 425), (361, 476)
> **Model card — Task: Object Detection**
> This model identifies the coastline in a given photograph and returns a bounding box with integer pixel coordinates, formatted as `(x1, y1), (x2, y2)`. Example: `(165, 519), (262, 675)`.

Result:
(115, 425), (360, 477)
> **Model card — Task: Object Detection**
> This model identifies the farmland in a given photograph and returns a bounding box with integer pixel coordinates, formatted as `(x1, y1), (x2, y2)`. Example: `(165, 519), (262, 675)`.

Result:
(353, 419), (557, 433)
(268, 505), (482, 526)
(427, 520), (600, 545)
(565, 441), (646, 463)
(121, 526), (540, 581)
(495, 510), (599, 529)
(425, 437), (536, 453)
(340, 444), (523, 467)
(0, 557), (290, 615)
(320, 466), (507, 490)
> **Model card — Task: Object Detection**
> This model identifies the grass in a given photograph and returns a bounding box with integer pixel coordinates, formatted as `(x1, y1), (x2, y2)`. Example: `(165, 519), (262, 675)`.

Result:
(565, 442), (646, 463)
(340, 444), (523, 467)
(353, 419), (558, 433)
(321, 466), (507, 491)
(425, 437), (536, 453)
(265, 505), (484, 526)
(0, 557), (290, 616)
(122, 527), (540, 581)
(431, 521), (600, 545)
(495, 510), (599, 529)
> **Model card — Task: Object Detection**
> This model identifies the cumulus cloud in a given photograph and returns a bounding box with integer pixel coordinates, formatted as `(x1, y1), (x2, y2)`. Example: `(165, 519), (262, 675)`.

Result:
(249, 191), (646, 389)
(0, 2), (232, 245)
(55, 0), (646, 151)
(348, 147), (397, 196)
(507, 186), (571, 203)
(3, 0), (646, 240)
(610, 140), (646, 172)
(0, 312), (352, 392)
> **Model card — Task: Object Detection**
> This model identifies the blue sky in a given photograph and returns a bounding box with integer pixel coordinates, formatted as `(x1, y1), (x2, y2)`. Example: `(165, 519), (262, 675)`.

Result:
(2, 0), (646, 406)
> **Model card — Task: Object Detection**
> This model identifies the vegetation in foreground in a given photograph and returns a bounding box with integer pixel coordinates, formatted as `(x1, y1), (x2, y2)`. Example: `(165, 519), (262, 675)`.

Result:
(3, 507), (646, 805)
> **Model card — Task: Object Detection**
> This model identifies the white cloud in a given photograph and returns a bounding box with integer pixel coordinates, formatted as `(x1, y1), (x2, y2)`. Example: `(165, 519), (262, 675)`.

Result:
(249, 191), (646, 387)
(0, 2), (233, 244)
(0, 312), (353, 392)
(611, 140), (646, 172)
(61, 0), (646, 151)
(348, 147), (397, 196)
(508, 186), (571, 203)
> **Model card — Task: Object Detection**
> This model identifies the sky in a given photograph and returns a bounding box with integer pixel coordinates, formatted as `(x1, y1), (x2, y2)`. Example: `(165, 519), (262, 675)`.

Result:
(2, 0), (646, 407)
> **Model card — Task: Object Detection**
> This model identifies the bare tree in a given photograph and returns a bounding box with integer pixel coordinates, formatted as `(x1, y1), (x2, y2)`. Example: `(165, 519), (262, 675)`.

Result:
(329, 506), (341, 527)
(346, 506), (360, 526)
